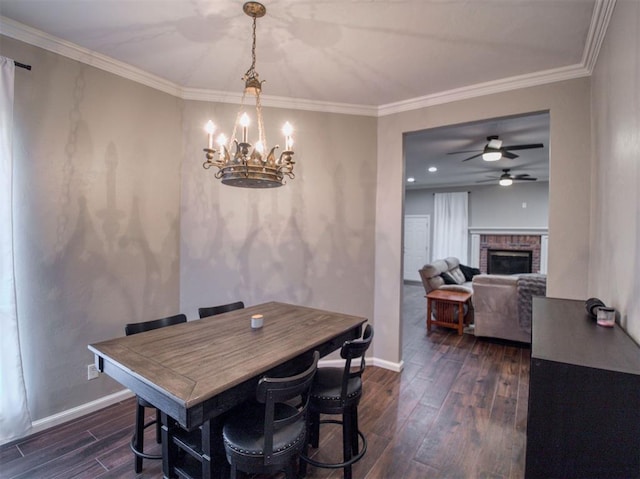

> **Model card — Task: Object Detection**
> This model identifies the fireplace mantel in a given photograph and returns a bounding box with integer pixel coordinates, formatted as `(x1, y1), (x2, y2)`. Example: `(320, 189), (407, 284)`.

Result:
(469, 227), (549, 235)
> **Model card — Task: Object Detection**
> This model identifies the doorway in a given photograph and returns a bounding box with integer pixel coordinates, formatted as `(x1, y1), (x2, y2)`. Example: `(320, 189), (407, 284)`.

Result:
(403, 215), (430, 282)
(401, 111), (550, 358)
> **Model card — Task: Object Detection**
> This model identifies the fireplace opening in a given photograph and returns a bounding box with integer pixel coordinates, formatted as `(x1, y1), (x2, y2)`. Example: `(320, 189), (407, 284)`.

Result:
(488, 249), (533, 275)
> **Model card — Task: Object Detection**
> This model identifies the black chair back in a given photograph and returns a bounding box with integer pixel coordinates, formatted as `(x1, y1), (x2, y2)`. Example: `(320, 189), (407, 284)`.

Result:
(123, 312), (187, 473)
(256, 350), (319, 465)
(338, 324), (373, 403)
(198, 301), (245, 319)
(125, 313), (187, 336)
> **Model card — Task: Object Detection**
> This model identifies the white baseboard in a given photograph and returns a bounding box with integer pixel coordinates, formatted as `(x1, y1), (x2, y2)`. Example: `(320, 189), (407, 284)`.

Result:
(27, 389), (133, 439)
(13, 356), (403, 444)
(371, 357), (404, 372)
(319, 356), (404, 372)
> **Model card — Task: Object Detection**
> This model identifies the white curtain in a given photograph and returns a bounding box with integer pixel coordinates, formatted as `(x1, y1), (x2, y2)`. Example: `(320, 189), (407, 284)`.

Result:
(432, 192), (469, 263)
(0, 56), (32, 443)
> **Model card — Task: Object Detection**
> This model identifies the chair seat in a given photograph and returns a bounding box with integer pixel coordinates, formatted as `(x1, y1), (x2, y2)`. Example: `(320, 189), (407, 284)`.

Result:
(310, 368), (362, 408)
(223, 403), (306, 457)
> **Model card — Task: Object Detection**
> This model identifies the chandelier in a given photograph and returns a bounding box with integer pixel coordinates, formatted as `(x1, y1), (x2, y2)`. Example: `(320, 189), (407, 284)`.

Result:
(202, 1), (295, 188)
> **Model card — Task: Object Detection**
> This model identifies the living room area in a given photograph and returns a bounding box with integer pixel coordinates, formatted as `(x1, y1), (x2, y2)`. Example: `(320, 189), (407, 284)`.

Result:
(403, 111), (549, 343)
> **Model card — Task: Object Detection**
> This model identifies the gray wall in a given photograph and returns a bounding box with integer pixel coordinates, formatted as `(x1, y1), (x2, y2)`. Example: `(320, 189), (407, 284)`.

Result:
(179, 100), (377, 323)
(1, 36), (182, 420)
(589, 0), (640, 343)
(405, 181), (549, 263)
(405, 181), (549, 226)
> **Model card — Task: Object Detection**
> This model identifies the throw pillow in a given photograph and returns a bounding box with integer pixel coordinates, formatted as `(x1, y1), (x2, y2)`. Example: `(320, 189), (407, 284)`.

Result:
(459, 264), (481, 282)
(441, 272), (457, 285)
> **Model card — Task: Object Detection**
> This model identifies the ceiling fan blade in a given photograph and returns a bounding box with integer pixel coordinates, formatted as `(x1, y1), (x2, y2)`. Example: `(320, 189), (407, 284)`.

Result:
(502, 143), (544, 151)
(502, 151), (519, 159)
(447, 149), (482, 155)
(514, 177), (537, 181)
(462, 153), (484, 162)
(513, 174), (530, 178)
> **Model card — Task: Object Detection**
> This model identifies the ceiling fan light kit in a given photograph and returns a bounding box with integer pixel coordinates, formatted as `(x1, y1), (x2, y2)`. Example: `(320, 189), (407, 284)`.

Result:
(476, 168), (538, 186)
(450, 135), (544, 163)
(482, 150), (502, 161)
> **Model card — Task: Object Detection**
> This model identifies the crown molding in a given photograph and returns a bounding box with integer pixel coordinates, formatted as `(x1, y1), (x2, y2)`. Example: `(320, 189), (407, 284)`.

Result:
(0, 15), (377, 117)
(377, 0), (616, 117)
(2, 0), (616, 118)
(0, 16), (183, 98)
(582, 0), (617, 73)
(377, 64), (591, 117)
(181, 87), (378, 117)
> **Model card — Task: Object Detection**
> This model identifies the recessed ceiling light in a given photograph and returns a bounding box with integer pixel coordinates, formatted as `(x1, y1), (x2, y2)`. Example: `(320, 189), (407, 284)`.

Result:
(407, 177), (415, 183)
(428, 167), (437, 173)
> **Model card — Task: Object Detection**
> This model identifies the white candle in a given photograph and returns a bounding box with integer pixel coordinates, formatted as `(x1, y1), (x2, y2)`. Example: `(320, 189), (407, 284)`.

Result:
(282, 122), (293, 150)
(240, 113), (250, 143)
(251, 314), (263, 329)
(204, 120), (215, 149)
(217, 133), (227, 150)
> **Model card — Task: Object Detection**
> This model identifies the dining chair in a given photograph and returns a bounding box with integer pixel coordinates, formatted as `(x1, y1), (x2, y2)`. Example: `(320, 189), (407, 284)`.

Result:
(222, 351), (319, 479)
(124, 313), (187, 473)
(299, 324), (374, 479)
(198, 301), (245, 319)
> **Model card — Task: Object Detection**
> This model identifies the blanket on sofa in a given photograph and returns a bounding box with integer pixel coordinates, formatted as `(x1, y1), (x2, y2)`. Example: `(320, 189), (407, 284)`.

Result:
(517, 274), (547, 330)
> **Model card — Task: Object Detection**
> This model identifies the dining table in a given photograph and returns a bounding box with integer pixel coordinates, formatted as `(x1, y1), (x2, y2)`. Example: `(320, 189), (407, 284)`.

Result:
(88, 301), (367, 479)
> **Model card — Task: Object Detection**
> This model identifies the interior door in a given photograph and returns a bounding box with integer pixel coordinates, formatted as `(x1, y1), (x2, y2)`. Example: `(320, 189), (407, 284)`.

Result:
(403, 215), (430, 282)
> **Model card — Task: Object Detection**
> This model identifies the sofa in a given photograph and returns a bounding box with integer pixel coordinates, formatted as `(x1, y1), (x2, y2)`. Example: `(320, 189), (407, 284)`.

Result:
(418, 257), (546, 343)
(418, 257), (476, 294)
(472, 273), (547, 343)
(418, 257), (479, 325)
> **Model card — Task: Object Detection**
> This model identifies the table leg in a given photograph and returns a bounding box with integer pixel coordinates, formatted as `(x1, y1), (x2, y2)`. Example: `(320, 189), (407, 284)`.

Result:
(161, 412), (177, 479)
(426, 297), (432, 333)
(457, 301), (464, 335)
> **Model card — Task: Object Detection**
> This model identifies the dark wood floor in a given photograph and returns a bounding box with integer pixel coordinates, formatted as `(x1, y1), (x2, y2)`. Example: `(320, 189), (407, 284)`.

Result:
(0, 284), (530, 479)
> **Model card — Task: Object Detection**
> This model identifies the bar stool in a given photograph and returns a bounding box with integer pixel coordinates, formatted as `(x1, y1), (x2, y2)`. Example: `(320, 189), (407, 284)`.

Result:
(124, 313), (187, 473)
(300, 324), (373, 479)
(222, 351), (319, 479)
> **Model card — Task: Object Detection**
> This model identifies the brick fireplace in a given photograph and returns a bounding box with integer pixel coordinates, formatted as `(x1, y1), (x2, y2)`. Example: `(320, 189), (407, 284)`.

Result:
(469, 228), (548, 274)
(482, 235), (539, 273)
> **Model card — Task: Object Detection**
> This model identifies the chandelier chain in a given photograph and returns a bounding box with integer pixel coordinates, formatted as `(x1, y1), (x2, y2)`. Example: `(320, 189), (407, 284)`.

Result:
(245, 15), (258, 81)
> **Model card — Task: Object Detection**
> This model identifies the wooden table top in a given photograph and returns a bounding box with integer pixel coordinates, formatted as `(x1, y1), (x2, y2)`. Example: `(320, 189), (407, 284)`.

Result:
(89, 302), (366, 414)
(426, 289), (472, 302)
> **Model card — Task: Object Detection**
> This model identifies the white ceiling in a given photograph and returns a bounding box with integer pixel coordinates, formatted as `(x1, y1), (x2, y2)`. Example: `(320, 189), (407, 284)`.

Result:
(1, 0), (604, 187)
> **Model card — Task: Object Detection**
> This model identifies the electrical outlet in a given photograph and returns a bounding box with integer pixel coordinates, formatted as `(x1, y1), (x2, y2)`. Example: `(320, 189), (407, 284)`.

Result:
(87, 364), (100, 380)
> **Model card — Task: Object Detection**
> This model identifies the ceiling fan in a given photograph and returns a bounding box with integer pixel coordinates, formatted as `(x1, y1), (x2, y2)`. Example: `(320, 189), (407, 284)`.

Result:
(449, 135), (544, 162)
(476, 169), (538, 186)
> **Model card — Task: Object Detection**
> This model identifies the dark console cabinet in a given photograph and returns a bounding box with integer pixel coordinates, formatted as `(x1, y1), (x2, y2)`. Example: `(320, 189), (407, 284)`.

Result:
(526, 298), (640, 478)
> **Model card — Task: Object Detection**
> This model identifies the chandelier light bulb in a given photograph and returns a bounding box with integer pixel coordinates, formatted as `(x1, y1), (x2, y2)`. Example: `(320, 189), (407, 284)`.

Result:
(240, 113), (250, 142)
(282, 122), (294, 150)
(255, 140), (264, 154)
(205, 120), (216, 148)
(217, 133), (227, 149)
